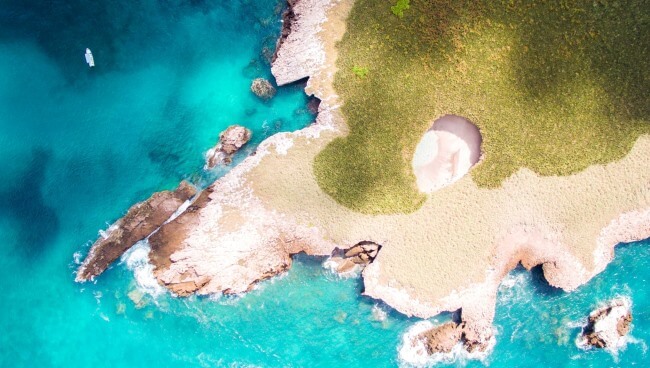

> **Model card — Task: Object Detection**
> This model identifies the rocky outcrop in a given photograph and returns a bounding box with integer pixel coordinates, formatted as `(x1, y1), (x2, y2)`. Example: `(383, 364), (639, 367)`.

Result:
(272, 0), (299, 63)
(250, 78), (276, 100)
(416, 317), (493, 356)
(271, 0), (331, 86)
(328, 241), (380, 273)
(204, 125), (252, 168)
(580, 298), (633, 350)
(75, 181), (196, 282)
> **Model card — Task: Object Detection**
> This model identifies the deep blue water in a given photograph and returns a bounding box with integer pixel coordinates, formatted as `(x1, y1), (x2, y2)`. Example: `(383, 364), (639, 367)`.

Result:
(0, 1), (648, 367)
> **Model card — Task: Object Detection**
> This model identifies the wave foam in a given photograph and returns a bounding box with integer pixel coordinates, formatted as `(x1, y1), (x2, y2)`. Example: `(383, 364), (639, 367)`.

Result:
(121, 240), (167, 298)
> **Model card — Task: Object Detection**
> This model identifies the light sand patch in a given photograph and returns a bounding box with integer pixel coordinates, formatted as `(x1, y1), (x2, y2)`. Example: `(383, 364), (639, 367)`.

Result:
(413, 115), (482, 193)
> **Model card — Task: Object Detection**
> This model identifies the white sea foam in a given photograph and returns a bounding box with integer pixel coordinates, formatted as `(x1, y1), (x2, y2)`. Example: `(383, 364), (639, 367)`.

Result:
(398, 320), (495, 367)
(98, 222), (119, 239)
(273, 133), (294, 155)
(371, 304), (388, 322)
(72, 251), (82, 265)
(121, 240), (167, 298)
(165, 198), (193, 225)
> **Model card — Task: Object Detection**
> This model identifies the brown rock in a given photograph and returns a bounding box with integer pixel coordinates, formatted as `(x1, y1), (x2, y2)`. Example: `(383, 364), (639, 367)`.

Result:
(149, 187), (214, 274)
(617, 312), (632, 336)
(167, 277), (210, 297)
(419, 322), (463, 354)
(344, 245), (364, 258)
(250, 78), (276, 100)
(581, 298), (633, 349)
(336, 258), (357, 273)
(205, 125), (252, 168)
(75, 181), (197, 282)
(359, 252), (370, 263)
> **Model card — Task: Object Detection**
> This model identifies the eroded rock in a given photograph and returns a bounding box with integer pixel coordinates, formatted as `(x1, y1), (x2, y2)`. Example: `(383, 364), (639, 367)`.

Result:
(331, 241), (381, 274)
(205, 125), (252, 168)
(250, 78), (276, 100)
(580, 298), (632, 350)
(75, 181), (197, 282)
(419, 322), (464, 354)
(414, 317), (493, 357)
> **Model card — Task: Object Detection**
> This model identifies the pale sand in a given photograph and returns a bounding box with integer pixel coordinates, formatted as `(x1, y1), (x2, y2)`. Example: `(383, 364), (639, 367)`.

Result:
(155, 0), (650, 344)
(412, 115), (482, 193)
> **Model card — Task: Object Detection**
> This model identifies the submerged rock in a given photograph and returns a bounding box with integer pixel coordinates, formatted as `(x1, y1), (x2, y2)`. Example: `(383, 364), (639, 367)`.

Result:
(250, 78), (276, 100)
(75, 181), (196, 282)
(580, 297), (632, 350)
(204, 125), (252, 168)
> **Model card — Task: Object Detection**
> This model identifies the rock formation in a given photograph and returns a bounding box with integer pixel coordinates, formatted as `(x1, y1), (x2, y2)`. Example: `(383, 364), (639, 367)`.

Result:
(204, 125), (252, 168)
(75, 181), (196, 282)
(580, 298), (633, 350)
(328, 241), (380, 273)
(250, 78), (276, 100)
(415, 317), (493, 356)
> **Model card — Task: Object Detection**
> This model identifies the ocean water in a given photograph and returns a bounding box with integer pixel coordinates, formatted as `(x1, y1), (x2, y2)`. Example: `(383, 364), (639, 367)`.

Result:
(0, 1), (647, 367)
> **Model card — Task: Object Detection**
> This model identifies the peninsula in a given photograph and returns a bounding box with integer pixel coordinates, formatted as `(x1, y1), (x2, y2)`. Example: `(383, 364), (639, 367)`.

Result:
(77, 0), (650, 357)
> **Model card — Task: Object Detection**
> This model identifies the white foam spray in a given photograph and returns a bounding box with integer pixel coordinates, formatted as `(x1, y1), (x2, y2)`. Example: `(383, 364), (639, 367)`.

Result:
(121, 240), (166, 298)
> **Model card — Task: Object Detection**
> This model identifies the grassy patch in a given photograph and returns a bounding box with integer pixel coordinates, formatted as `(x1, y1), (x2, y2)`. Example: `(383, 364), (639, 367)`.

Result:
(352, 65), (369, 78)
(313, 0), (650, 214)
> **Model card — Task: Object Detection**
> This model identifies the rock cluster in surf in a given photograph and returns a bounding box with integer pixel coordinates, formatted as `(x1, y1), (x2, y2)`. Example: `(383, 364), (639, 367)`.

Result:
(205, 125), (252, 168)
(580, 298), (633, 350)
(414, 318), (493, 356)
(329, 241), (380, 273)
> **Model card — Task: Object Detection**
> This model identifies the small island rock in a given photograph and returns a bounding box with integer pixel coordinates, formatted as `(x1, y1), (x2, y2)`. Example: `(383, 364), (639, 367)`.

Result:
(205, 125), (252, 168)
(580, 297), (632, 350)
(250, 78), (276, 100)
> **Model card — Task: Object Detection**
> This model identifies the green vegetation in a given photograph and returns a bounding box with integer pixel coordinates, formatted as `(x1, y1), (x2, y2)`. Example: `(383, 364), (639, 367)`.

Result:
(314, 0), (650, 214)
(352, 66), (369, 78)
(390, 0), (410, 18)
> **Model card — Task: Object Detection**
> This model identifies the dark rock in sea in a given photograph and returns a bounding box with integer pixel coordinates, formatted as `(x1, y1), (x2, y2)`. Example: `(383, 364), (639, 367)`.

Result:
(205, 125), (252, 168)
(75, 181), (197, 282)
(250, 78), (276, 100)
(581, 298), (632, 349)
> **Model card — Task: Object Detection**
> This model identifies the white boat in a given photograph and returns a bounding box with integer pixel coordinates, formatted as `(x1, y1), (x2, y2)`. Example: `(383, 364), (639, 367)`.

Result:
(85, 48), (95, 67)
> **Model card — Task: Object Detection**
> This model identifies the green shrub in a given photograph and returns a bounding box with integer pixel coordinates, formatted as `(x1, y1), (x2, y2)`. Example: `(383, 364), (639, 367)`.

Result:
(390, 0), (410, 18)
(352, 66), (369, 78)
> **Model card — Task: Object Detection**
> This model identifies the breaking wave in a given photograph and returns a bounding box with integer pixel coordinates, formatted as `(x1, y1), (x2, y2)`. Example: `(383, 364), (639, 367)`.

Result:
(120, 240), (167, 298)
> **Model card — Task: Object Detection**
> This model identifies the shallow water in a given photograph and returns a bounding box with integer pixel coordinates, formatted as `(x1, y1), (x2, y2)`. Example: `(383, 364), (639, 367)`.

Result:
(0, 1), (647, 367)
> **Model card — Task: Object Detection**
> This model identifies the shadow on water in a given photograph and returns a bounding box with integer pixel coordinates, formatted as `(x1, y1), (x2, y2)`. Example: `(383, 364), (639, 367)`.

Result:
(0, 148), (60, 258)
(528, 265), (564, 297)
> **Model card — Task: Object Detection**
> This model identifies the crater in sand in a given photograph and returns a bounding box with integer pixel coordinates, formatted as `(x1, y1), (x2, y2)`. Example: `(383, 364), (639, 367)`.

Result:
(412, 115), (482, 193)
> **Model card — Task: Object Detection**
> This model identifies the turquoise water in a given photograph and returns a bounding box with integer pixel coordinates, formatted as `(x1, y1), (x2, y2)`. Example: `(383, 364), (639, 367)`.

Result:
(0, 1), (648, 367)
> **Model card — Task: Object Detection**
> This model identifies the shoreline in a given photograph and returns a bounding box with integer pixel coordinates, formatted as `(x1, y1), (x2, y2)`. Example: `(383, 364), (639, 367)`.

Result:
(76, 0), (650, 359)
